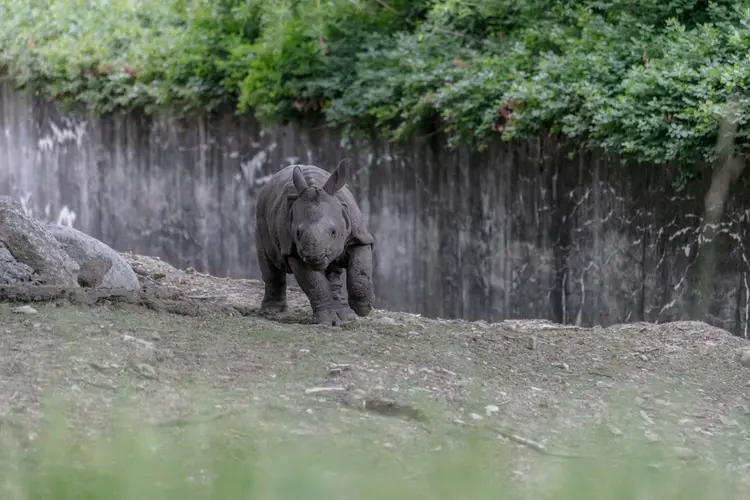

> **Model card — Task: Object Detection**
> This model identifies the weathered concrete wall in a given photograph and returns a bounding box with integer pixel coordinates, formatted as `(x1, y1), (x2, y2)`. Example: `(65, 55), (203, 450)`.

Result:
(2, 84), (750, 334)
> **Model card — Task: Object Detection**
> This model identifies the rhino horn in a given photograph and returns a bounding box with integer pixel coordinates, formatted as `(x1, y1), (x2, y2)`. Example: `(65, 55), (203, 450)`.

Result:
(292, 166), (309, 194)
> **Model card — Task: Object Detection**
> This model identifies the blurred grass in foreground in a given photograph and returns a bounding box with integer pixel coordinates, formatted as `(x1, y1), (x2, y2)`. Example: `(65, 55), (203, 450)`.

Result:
(0, 404), (743, 500)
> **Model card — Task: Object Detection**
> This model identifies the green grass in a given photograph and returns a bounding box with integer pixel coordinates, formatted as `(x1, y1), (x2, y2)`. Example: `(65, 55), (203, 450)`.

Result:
(1, 287), (748, 499)
(0, 402), (742, 500)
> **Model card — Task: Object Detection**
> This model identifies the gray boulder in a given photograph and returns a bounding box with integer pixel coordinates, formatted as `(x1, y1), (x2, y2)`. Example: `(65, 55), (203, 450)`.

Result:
(46, 224), (141, 292)
(0, 196), (80, 287)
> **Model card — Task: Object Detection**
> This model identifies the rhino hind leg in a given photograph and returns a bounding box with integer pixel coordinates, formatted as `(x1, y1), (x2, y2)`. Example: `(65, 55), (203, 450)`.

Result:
(289, 256), (342, 326)
(258, 249), (288, 314)
(326, 267), (357, 323)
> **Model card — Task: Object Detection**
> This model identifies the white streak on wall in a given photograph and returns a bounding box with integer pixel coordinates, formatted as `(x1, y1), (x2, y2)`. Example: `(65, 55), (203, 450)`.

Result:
(37, 120), (88, 152)
(241, 142), (277, 186)
(56, 206), (77, 227)
(18, 193), (33, 217)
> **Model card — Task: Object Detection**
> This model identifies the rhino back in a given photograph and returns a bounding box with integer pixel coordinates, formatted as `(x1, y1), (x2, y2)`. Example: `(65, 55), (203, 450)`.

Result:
(256, 167), (296, 268)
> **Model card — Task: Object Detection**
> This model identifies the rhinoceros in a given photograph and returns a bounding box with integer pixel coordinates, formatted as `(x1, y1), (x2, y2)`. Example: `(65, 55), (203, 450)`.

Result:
(254, 162), (375, 326)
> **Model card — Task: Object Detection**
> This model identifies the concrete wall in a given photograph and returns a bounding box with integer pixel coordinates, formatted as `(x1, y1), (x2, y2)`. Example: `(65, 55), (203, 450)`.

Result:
(2, 84), (749, 334)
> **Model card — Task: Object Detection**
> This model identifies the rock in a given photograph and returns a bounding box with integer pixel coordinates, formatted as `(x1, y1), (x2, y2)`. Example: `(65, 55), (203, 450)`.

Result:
(11, 305), (38, 315)
(740, 349), (750, 368)
(0, 196), (80, 287)
(484, 404), (500, 416)
(46, 224), (140, 292)
(644, 430), (661, 443)
(122, 334), (157, 362)
(606, 424), (624, 437)
(133, 363), (157, 380)
(304, 386), (346, 394)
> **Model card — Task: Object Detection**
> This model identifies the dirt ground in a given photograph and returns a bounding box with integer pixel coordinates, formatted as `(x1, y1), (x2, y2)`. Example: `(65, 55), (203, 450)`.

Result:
(2, 251), (750, 483)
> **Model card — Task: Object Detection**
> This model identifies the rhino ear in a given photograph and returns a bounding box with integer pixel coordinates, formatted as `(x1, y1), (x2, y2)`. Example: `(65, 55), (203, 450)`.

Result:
(292, 166), (308, 194)
(323, 158), (350, 195)
(342, 202), (374, 246)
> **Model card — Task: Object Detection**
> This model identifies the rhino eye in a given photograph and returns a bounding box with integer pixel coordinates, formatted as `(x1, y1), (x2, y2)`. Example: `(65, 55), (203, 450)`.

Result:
(330, 228), (337, 237)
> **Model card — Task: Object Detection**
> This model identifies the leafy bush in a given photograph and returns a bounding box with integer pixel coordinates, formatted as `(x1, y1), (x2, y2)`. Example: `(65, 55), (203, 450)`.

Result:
(2, 0), (750, 165)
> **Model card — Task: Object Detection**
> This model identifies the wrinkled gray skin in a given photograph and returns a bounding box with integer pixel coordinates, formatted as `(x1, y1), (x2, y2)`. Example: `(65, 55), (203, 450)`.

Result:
(255, 163), (375, 326)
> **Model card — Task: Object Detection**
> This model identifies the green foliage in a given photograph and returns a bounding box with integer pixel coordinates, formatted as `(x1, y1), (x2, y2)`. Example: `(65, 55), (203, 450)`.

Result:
(0, 0), (261, 114)
(3, 0), (750, 164)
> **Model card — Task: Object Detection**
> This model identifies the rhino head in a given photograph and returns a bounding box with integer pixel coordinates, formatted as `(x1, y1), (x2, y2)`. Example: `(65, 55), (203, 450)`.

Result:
(287, 163), (351, 272)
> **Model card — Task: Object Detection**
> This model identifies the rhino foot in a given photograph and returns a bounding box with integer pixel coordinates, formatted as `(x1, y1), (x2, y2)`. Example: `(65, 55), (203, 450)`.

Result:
(349, 299), (373, 317)
(260, 299), (288, 314)
(312, 308), (348, 326)
(335, 304), (358, 323)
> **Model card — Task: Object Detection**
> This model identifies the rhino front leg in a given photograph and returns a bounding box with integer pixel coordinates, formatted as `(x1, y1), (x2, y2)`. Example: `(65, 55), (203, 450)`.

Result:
(289, 256), (342, 326)
(257, 248), (288, 314)
(346, 244), (374, 317)
(326, 267), (357, 323)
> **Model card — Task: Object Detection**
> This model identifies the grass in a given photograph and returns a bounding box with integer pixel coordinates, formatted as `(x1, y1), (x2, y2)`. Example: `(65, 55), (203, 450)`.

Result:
(0, 253), (749, 499)
(0, 399), (742, 500)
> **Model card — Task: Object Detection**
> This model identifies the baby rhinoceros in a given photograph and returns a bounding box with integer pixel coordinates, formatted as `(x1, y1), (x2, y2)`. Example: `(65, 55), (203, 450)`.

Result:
(254, 162), (375, 326)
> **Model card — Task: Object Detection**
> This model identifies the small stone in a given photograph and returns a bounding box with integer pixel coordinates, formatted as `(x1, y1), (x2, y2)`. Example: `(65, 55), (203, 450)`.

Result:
(379, 317), (396, 325)
(469, 412), (483, 421)
(718, 415), (737, 426)
(644, 430), (661, 443)
(640, 410), (655, 425)
(123, 334), (157, 362)
(134, 363), (157, 379)
(304, 386), (345, 394)
(88, 361), (109, 372)
(484, 404), (500, 416)
(740, 350), (750, 368)
(330, 363), (352, 372)
(11, 305), (38, 315)
(527, 337), (537, 350)
(607, 424), (623, 437)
